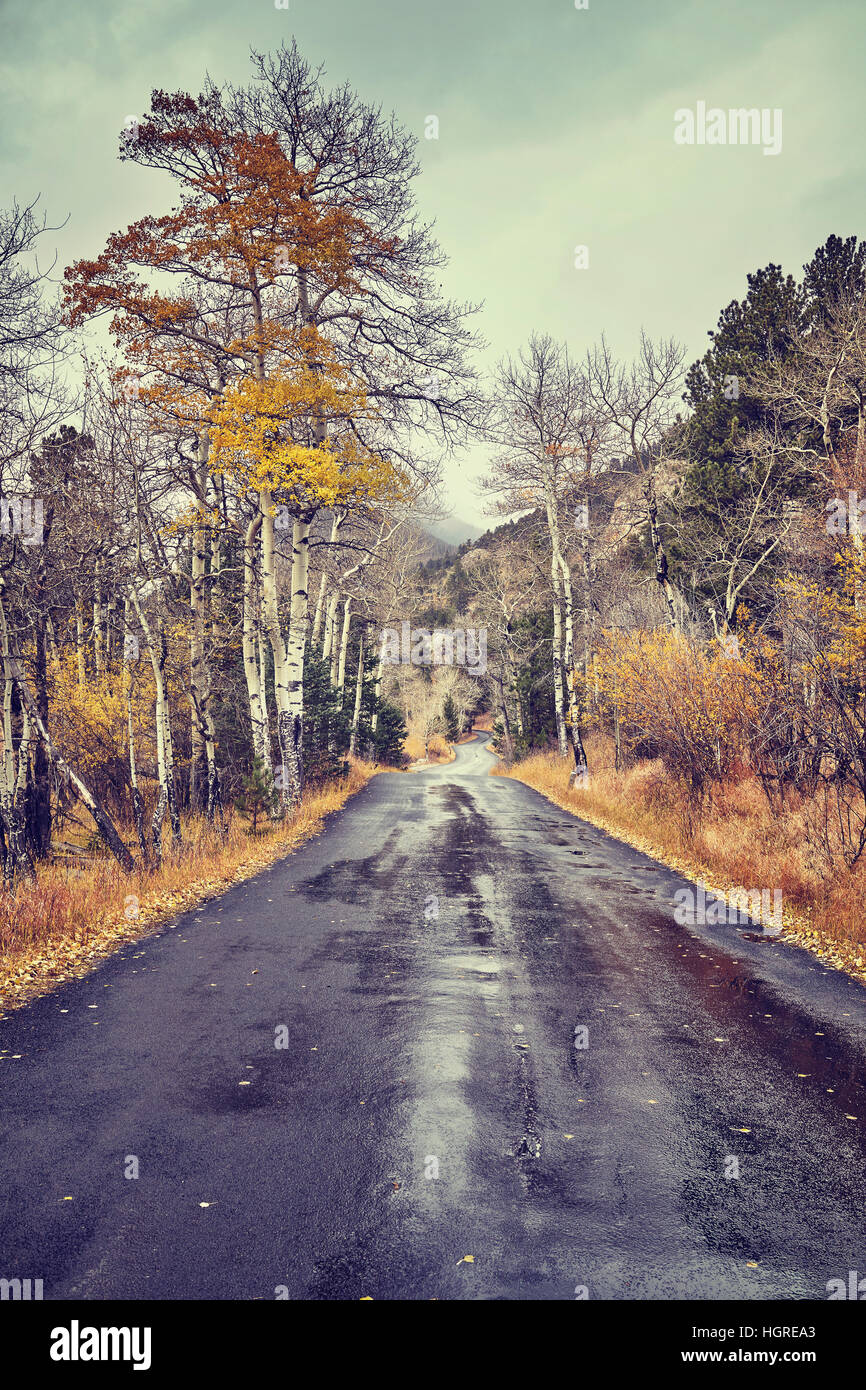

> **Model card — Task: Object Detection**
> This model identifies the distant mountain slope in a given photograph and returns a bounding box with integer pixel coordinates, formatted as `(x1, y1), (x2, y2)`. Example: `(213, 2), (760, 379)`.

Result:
(427, 517), (483, 548)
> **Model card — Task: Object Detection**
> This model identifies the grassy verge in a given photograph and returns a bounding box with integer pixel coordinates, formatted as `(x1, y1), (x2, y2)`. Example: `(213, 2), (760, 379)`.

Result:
(499, 738), (866, 988)
(403, 733), (454, 764)
(0, 761), (377, 1017)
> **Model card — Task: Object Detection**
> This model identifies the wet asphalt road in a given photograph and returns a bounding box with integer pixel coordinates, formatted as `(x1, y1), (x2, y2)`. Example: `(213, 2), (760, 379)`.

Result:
(3, 733), (866, 1301)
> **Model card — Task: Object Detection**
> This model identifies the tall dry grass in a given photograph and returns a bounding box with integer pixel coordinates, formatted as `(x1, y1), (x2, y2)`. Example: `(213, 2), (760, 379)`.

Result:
(404, 732), (453, 763)
(0, 762), (376, 1012)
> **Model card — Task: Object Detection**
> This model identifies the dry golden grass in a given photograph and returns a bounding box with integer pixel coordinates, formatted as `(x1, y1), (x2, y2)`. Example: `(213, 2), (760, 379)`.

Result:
(428, 734), (454, 762)
(404, 732), (454, 763)
(502, 735), (866, 985)
(403, 733), (426, 761)
(0, 761), (377, 1016)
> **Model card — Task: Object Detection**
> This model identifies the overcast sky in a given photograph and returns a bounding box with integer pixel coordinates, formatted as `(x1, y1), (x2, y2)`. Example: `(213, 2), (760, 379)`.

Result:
(1, 0), (863, 533)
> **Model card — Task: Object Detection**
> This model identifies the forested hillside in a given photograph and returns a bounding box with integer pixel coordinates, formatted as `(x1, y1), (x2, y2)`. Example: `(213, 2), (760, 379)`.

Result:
(408, 238), (866, 969)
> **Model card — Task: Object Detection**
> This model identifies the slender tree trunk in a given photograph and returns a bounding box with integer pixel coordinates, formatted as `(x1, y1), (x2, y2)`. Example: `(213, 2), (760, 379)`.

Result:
(257, 625), (271, 758)
(349, 634), (364, 757)
(321, 592), (337, 662)
(495, 666), (515, 762)
(15, 707), (32, 804)
(204, 701), (223, 825)
(580, 530), (596, 714)
(282, 517), (311, 806)
(559, 553), (588, 776)
(311, 513), (342, 648)
(336, 597), (352, 697)
(124, 657), (148, 860)
(26, 612), (51, 857)
(131, 591), (181, 857)
(189, 433), (223, 815)
(325, 592), (340, 682)
(150, 785), (167, 863)
(0, 648), (31, 886)
(242, 514), (272, 775)
(189, 528), (205, 813)
(645, 472), (679, 630)
(92, 566), (103, 679)
(45, 614), (59, 662)
(370, 640), (385, 735)
(551, 592), (568, 758)
(547, 501), (587, 776)
(262, 496), (310, 810)
(74, 592), (86, 688)
(504, 645), (523, 739)
(312, 573), (328, 647)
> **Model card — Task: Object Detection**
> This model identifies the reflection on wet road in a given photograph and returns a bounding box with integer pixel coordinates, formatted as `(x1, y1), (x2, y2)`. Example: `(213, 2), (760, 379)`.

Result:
(2, 733), (866, 1300)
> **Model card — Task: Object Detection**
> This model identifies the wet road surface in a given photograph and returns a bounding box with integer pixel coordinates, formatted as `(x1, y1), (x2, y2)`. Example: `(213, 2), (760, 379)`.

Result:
(2, 734), (866, 1300)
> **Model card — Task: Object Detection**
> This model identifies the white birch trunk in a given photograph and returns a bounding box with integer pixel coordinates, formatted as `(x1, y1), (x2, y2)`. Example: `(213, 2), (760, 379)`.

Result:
(336, 597), (352, 696)
(349, 634), (364, 757)
(261, 494), (310, 810)
(242, 513), (273, 780)
(131, 590), (181, 856)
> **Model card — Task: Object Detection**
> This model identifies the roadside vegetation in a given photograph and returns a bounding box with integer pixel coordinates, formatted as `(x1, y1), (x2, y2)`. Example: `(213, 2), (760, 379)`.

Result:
(417, 237), (866, 975)
(0, 761), (375, 1014)
(0, 43), (481, 1000)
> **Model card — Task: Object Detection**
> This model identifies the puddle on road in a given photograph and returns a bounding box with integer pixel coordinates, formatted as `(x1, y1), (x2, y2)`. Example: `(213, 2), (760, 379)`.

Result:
(641, 911), (866, 1131)
(447, 954), (501, 981)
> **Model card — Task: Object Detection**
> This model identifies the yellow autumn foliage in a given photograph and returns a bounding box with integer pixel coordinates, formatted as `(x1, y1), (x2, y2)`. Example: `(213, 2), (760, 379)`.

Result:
(208, 328), (408, 511)
(589, 628), (754, 792)
(48, 653), (156, 786)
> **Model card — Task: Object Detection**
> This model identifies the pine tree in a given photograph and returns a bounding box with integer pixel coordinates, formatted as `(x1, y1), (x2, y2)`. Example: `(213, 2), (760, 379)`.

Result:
(235, 756), (277, 835)
(370, 698), (407, 766)
(443, 694), (460, 742)
(803, 233), (866, 325)
(302, 652), (350, 785)
(682, 262), (805, 481)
